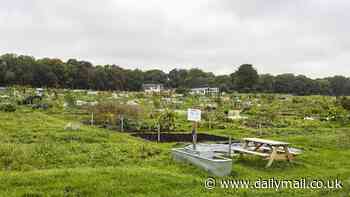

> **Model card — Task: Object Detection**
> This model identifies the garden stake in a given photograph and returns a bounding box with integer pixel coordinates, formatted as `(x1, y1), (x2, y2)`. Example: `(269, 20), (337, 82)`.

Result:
(120, 115), (124, 132)
(91, 112), (94, 126)
(157, 124), (160, 142)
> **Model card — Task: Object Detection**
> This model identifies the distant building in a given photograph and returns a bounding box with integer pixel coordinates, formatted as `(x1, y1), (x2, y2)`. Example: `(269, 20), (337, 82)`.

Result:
(143, 83), (164, 93)
(72, 89), (85, 93)
(35, 88), (44, 96)
(227, 110), (247, 120)
(76, 100), (88, 106)
(0, 87), (7, 92)
(87, 91), (99, 95)
(190, 87), (219, 95)
(126, 100), (139, 105)
(76, 100), (98, 106)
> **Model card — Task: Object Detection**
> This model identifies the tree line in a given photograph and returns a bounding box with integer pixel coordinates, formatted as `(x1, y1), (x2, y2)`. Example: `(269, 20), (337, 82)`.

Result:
(0, 53), (350, 96)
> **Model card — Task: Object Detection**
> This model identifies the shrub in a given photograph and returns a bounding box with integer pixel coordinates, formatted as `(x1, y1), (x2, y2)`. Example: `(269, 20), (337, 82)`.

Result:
(340, 97), (350, 111)
(175, 87), (188, 94)
(64, 93), (76, 107)
(90, 102), (144, 127)
(152, 97), (161, 109)
(0, 103), (16, 112)
(32, 103), (51, 110)
(158, 109), (176, 132)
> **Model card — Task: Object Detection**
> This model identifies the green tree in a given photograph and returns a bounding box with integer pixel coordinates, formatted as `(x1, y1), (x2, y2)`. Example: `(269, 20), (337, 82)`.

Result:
(214, 75), (231, 92)
(4, 71), (16, 84)
(232, 64), (259, 92)
(158, 110), (176, 132)
(185, 68), (215, 88)
(168, 69), (188, 88)
(340, 97), (350, 111)
(144, 69), (167, 84)
(257, 74), (275, 93)
(274, 74), (295, 93)
(328, 76), (350, 96)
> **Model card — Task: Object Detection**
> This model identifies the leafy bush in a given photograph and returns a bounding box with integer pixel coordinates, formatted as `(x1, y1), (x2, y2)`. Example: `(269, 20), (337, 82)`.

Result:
(248, 104), (278, 127)
(158, 110), (176, 132)
(64, 93), (76, 107)
(174, 87), (188, 95)
(18, 96), (42, 105)
(340, 97), (350, 111)
(90, 102), (144, 127)
(32, 103), (51, 110)
(152, 97), (161, 109)
(0, 103), (16, 112)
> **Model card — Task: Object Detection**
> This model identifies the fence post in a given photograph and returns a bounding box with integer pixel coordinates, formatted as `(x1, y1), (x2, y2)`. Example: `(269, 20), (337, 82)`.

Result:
(91, 112), (94, 126)
(157, 124), (160, 142)
(121, 116), (124, 132)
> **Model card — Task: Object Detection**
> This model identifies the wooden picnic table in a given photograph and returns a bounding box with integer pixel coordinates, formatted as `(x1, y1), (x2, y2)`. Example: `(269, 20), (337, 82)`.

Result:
(232, 138), (295, 168)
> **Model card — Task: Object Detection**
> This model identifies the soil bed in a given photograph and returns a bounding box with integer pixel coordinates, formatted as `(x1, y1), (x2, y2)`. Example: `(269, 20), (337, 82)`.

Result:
(131, 133), (231, 142)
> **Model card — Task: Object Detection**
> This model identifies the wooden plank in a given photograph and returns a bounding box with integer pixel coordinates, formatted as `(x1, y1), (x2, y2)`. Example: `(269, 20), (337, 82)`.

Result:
(259, 146), (300, 155)
(231, 147), (269, 157)
(269, 154), (294, 161)
(243, 138), (290, 146)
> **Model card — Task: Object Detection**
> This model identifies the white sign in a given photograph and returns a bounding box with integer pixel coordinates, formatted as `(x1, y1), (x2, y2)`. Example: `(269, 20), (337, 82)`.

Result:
(187, 109), (201, 122)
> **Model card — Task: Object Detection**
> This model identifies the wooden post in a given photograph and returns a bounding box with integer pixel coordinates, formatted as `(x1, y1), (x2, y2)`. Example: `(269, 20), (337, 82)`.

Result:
(157, 124), (160, 142)
(91, 112), (94, 126)
(259, 123), (262, 136)
(208, 116), (211, 130)
(192, 122), (197, 150)
(120, 116), (124, 132)
(283, 145), (293, 162)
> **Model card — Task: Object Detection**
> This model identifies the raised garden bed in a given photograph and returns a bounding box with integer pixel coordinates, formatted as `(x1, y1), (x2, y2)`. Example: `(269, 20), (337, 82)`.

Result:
(131, 133), (230, 142)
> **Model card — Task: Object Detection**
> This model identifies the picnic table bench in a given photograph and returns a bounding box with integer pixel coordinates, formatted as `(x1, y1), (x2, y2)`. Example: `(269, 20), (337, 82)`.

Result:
(233, 138), (297, 168)
(231, 147), (270, 157)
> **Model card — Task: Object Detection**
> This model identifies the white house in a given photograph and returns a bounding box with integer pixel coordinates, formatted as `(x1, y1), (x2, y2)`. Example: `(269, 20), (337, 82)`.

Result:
(227, 110), (247, 120)
(35, 88), (44, 96)
(72, 89), (85, 93)
(76, 100), (98, 106)
(143, 83), (164, 93)
(76, 100), (88, 106)
(190, 87), (219, 95)
(87, 91), (99, 95)
(0, 87), (7, 92)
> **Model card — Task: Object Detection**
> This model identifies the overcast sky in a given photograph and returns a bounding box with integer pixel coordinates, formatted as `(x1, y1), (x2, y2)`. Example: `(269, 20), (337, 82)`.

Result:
(1, 0), (349, 78)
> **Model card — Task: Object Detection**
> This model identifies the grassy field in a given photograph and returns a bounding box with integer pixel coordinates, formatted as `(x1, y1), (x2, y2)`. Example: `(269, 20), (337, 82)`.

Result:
(0, 104), (349, 197)
(0, 89), (350, 196)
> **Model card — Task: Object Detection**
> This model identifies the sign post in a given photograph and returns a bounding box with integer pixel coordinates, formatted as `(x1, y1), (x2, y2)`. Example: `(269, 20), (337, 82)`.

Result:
(120, 115), (124, 132)
(187, 109), (201, 150)
(157, 123), (161, 142)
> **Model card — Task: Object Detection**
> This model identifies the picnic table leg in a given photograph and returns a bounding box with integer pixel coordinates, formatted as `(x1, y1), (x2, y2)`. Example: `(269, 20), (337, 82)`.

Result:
(240, 140), (249, 157)
(265, 147), (277, 168)
(283, 145), (293, 162)
(254, 143), (263, 151)
(242, 140), (248, 149)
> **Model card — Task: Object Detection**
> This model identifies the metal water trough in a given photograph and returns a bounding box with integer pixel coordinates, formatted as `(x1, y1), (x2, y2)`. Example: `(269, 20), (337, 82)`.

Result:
(172, 143), (240, 176)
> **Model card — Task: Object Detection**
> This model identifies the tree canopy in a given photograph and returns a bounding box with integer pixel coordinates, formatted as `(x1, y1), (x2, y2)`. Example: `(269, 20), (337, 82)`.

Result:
(1, 53), (350, 95)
